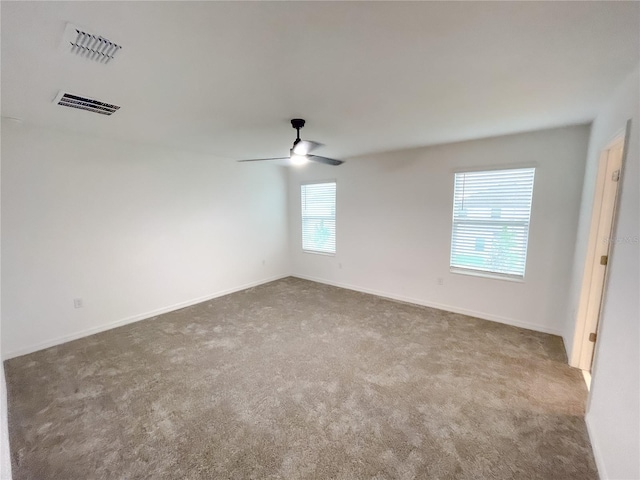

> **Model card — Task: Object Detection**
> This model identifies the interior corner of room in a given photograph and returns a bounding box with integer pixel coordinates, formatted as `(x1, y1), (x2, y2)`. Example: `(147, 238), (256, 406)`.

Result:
(1, 2), (639, 479)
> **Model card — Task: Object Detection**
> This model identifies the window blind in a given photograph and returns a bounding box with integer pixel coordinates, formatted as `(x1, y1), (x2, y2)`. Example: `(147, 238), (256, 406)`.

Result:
(301, 182), (336, 254)
(450, 168), (535, 278)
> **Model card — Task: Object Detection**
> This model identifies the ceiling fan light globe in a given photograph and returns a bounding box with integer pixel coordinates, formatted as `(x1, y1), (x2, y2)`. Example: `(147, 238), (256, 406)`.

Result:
(290, 154), (309, 166)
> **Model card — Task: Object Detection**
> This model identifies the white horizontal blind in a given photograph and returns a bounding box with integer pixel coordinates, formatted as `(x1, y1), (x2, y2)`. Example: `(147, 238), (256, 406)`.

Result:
(450, 168), (535, 278)
(301, 182), (336, 254)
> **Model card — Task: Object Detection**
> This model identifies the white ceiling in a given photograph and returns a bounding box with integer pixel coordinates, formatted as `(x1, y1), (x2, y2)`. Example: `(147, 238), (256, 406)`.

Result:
(2, 1), (638, 160)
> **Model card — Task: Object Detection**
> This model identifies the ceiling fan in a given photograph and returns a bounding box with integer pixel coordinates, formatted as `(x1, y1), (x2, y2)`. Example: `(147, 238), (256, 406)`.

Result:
(238, 119), (344, 166)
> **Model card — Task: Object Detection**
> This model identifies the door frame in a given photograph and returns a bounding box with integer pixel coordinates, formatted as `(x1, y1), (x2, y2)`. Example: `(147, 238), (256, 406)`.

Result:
(570, 121), (630, 371)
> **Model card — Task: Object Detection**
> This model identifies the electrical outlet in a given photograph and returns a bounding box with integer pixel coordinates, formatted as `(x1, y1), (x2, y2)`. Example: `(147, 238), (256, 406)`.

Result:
(73, 298), (83, 309)
(437, 278), (444, 286)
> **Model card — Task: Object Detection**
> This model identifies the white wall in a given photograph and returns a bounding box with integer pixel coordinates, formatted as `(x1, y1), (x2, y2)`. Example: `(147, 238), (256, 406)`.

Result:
(288, 125), (590, 337)
(0, 149), (12, 478)
(1, 121), (290, 358)
(579, 68), (639, 480)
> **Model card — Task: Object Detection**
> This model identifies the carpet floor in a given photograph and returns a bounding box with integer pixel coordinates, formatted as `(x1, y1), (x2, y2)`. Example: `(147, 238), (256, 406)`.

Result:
(5, 277), (597, 479)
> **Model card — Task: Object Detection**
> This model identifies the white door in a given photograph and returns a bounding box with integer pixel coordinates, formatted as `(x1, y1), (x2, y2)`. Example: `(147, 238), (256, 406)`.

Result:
(572, 133), (625, 372)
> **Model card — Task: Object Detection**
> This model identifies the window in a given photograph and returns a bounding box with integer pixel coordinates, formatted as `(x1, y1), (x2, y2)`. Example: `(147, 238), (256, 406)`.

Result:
(301, 182), (336, 254)
(450, 167), (535, 279)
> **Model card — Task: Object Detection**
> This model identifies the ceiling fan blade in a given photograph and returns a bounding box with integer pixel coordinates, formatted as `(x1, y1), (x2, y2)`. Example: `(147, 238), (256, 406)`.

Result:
(237, 157), (290, 163)
(292, 140), (323, 155)
(308, 155), (344, 166)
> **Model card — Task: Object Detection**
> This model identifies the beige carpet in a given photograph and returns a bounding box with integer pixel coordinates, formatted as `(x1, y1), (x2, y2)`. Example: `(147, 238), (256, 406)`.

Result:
(5, 277), (597, 479)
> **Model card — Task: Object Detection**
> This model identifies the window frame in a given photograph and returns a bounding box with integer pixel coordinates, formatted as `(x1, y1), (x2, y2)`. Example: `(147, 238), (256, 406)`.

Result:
(449, 166), (536, 281)
(300, 180), (337, 256)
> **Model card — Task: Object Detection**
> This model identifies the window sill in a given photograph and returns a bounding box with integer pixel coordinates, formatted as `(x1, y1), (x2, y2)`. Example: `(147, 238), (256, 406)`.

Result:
(303, 250), (336, 257)
(449, 267), (525, 283)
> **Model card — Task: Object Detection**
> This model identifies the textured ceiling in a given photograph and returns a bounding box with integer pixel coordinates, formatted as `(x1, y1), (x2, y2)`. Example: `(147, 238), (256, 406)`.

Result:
(2, 1), (638, 160)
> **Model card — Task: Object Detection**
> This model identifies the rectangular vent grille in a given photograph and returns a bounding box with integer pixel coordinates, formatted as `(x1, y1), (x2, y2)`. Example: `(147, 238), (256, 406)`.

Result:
(54, 92), (120, 116)
(62, 23), (122, 63)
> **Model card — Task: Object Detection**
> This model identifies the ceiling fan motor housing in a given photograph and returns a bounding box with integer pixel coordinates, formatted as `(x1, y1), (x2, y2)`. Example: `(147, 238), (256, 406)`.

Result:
(291, 118), (306, 129)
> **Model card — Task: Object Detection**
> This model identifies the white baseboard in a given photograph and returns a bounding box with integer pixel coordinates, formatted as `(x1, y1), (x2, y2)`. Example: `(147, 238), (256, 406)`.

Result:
(585, 414), (605, 480)
(4, 272), (563, 360)
(3, 274), (290, 360)
(581, 370), (592, 391)
(292, 274), (563, 337)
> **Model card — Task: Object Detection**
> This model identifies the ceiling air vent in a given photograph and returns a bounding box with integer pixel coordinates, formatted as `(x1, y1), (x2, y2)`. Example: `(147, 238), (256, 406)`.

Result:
(61, 23), (122, 63)
(53, 91), (120, 116)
